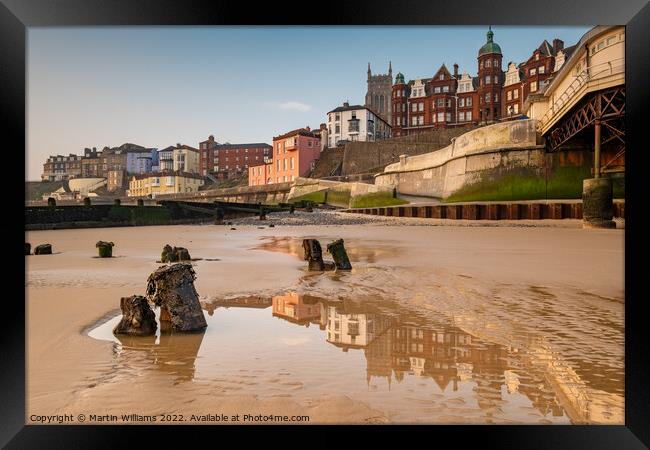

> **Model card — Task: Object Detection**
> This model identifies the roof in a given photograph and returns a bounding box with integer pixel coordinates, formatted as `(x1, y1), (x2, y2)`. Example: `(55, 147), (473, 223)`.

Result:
(273, 127), (319, 141)
(327, 104), (366, 114)
(479, 28), (502, 56)
(432, 64), (452, 80)
(213, 143), (272, 149)
(158, 146), (175, 153)
(537, 39), (555, 57)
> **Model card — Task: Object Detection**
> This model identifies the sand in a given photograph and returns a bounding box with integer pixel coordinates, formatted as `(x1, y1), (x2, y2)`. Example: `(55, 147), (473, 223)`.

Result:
(25, 221), (624, 424)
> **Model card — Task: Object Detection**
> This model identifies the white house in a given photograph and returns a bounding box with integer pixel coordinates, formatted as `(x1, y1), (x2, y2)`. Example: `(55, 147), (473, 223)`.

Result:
(326, 102), (391, 148)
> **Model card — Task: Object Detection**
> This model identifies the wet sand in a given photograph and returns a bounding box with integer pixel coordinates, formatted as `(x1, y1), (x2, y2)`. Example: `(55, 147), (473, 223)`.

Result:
(26, 222), (624, 424)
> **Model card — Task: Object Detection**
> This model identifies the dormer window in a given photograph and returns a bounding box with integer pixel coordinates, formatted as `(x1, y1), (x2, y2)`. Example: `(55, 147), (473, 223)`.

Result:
(439, 74), (444, 80)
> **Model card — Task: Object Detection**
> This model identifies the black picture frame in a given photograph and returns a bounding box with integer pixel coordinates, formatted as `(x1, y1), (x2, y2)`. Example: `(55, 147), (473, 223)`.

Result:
(4, 0), (648, 447)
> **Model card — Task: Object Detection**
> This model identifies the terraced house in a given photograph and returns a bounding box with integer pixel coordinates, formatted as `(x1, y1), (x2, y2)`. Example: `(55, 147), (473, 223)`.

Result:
(127, 171), (204, 197)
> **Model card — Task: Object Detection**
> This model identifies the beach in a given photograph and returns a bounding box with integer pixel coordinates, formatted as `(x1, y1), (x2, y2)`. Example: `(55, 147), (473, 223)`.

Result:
(25, 212), (625, 424)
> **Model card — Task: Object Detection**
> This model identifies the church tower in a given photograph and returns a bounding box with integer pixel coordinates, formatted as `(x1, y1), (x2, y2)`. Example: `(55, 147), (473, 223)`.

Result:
(365, 62), (393, 125)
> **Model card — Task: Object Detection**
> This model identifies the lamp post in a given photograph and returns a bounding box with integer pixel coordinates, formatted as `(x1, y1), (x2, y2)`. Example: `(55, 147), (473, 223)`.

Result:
(452, 94), (459, 127)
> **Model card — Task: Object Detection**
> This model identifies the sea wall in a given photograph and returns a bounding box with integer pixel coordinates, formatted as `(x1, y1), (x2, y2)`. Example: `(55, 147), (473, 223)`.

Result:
(374, 119), (599, 201)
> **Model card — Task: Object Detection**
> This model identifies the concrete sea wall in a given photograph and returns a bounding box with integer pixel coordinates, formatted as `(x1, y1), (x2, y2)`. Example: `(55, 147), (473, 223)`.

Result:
(374, 119), (601, 201)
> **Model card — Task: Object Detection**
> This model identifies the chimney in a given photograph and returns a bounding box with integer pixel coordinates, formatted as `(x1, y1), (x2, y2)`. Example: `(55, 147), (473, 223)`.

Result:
(305, 126), (311, 132)
(553, 39), (564, 54)
(453, 63), (459, 78)
(343, 101), (349, 107)
(320, 123), (327, 130)
(208, 135), (214, 142)
(93, 147), (96, 152)
(176, 143), (181, 148)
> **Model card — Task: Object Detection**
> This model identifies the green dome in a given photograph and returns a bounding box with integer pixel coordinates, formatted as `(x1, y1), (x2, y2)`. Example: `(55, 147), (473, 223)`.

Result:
(395, 72), (405, 84)
(478, 28), (502, 56)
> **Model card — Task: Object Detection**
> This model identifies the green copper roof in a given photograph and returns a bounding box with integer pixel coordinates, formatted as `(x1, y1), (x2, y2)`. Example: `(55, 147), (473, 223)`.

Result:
(395, 72), (405, 84)
(478, 28), (502, 56)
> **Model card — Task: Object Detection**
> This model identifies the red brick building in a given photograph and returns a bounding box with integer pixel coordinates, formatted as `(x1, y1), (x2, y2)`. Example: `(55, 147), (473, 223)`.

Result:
(198, 135), (272, 179)
(249, 127), (321, 186)
(477, 27), (504, 124)
(389, 27), (575, 135)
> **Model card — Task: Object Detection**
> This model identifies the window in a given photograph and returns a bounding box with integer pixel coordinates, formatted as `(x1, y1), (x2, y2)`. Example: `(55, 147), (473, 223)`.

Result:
(480, 61), (484, 69)
(411, 116), (417, 126)
(459, 112), (465, 121)
(466, 111), (472, 120)
(412, 103), (417, 112)
(335, 125), (340, 134)
(539, 65), (545, 74)
(277, 160), (281, 171)
(597, 40), (604, 51)
(466, 97), (472, 106)
(607, 36), (617, 45)
(418, 116), (424, 125)
(446, 112), (451, 122)
(446, 98), (451, 107)
(507, 90), (512, 101)
(459, 98), (465, 107)
(535, 53), (539, 60)
(335, 113), (340, 121)
(437, 112), (444, 122)
(397, 116), (401, 126)
(418, 102), (424, 111)
(494, 93), (499, 102)
(514, 89), (519, 99)
(485, 59), (491, 68)
(485, 93), (491, 103)
(439, 74), (444, 80)
(485, 75), (491, 84)
(434, 86), (441, 93)
(442, 85), (449, 92)
(493, 59), (498, 67)
(530, 81), (537, 92)
(436, 98), (444, 107)
(283, 159), (287, 170)
(402, 89), (405, 97)
(514, 103), (519, 114)
(290, 157), (295, 170)
(530, 68), (537, 76)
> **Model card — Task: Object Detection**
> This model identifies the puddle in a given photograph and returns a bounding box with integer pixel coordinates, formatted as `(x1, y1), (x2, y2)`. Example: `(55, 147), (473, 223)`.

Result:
(86, 290), (623, 424)
(251, 236), (402, 264)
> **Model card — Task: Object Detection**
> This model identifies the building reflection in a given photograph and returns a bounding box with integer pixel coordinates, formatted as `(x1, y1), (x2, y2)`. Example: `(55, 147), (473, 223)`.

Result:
(203, 296), (272, 315)
(270, 292), (580, 421)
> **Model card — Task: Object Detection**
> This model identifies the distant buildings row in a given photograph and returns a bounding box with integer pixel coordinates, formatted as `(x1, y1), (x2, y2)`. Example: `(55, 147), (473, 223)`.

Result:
(41, 27), (609, 195)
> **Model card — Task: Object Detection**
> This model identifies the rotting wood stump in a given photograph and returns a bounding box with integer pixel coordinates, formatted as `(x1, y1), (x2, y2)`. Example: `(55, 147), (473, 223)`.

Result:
(113, 295), (157, 336)
(146, 263), (207, 332)
(327, 239), (352, 270)
(34, 244), (52, 255)
(302, 239), (335, 271)
(161, 244), (191, 263)
(96, 241), (115, 258)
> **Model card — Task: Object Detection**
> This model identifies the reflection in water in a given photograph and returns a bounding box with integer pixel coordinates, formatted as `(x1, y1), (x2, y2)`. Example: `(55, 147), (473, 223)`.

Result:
(253, 236), (399, 264)
(88, 290), (622, 424)
(116, 331), (206, 382)
(270, 293), (620, 424)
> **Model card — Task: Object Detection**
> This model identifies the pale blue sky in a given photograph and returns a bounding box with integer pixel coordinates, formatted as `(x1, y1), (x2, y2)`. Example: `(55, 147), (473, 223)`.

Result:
(27, 26), (591, 180)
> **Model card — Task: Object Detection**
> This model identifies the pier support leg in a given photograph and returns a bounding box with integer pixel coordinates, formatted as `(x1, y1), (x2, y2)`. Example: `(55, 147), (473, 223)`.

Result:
(582, 178), (615, 228)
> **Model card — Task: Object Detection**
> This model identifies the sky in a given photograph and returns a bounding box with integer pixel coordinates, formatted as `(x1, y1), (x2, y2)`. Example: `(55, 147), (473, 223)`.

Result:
(27, 25), (591, 180)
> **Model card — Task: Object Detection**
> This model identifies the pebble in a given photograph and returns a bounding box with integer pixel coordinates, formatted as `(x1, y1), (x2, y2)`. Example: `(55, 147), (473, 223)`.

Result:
(223, 209), (591, 228)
